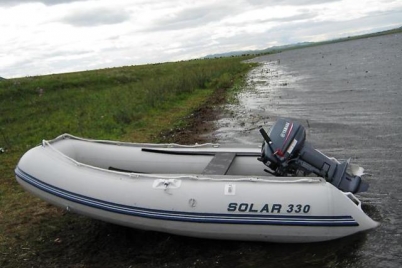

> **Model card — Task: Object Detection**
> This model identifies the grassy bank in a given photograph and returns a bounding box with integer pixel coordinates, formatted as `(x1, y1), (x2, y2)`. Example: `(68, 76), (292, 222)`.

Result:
(0, 56), (255, 267)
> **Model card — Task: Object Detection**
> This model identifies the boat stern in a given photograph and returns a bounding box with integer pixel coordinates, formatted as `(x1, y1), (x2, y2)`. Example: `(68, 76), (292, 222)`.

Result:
(342, 192), (379, 232)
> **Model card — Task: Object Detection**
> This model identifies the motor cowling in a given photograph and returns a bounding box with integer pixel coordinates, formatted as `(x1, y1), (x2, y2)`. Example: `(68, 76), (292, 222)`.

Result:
(258, 118), (369, 193)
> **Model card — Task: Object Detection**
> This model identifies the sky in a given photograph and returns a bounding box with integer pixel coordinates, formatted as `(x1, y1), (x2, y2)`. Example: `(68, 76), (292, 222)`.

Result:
(0, 0), (401, 78)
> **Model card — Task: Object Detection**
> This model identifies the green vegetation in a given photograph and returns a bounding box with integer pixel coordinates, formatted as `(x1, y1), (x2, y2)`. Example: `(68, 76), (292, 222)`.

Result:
(0, 58), (254, 148)
(0, 56), (255, 267)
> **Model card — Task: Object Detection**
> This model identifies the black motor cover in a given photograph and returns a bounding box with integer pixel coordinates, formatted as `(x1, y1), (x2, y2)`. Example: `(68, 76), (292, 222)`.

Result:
(258, 118), (369, 193)
(267, 118), (306, 159)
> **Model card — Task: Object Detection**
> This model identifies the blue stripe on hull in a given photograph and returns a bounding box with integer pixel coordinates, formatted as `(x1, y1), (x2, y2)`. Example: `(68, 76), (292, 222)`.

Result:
(15, 167), (359, 227)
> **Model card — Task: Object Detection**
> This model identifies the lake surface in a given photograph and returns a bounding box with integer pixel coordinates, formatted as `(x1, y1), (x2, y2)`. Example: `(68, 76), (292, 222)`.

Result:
(212, 33), (402, 267)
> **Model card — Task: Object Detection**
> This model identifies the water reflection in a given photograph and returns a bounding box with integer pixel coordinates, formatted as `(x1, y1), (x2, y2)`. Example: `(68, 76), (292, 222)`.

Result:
(211, 60), (372, 268)
(214, 59), (312, 145)
(212, 34), (402, 267)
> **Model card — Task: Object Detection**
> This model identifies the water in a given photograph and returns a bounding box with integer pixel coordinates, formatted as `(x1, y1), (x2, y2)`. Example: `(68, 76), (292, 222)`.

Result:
(212, 33), (402, 267)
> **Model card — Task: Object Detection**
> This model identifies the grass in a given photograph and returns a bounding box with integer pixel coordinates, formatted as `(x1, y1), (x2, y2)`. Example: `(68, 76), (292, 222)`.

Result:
(0, 58), (253, 147)
(0, 56), (256, 267)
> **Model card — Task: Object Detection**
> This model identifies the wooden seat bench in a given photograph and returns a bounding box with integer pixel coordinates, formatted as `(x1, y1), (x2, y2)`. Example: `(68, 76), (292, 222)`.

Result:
(202, 152), (236, 175)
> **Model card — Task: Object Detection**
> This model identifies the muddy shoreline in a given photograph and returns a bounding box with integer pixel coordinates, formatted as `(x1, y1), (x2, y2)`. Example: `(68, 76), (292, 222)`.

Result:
(158, 87), (228, 144)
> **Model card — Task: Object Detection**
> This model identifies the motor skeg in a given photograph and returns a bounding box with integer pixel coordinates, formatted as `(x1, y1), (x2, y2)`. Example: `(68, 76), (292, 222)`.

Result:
(258, 118), (369, 194)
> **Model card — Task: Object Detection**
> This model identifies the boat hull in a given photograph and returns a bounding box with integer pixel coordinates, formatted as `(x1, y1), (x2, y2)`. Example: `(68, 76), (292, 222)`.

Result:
(15, 134), (378, 243)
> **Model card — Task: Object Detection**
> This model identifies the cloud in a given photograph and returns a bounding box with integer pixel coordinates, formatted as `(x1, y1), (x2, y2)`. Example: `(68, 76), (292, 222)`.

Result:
(228, 10), (318, 26)
(147, 3), (240, 31)
(0, 0), (88, 7)
(60, 7), (131, 27)
(0, 0), (401, 78)
(262, 8), (402, 43)
(247, 0), (340, 6)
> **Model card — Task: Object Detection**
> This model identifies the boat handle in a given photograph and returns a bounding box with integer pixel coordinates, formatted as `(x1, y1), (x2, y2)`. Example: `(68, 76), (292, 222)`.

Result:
(344, 192), (362, 208)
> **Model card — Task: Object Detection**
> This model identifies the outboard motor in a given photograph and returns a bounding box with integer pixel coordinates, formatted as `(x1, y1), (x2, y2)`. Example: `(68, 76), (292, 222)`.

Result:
(258, 118), (369, 193)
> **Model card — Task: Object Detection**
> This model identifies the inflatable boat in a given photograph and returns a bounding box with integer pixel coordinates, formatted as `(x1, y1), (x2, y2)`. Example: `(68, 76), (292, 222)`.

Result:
(15, 119), (378, 243)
